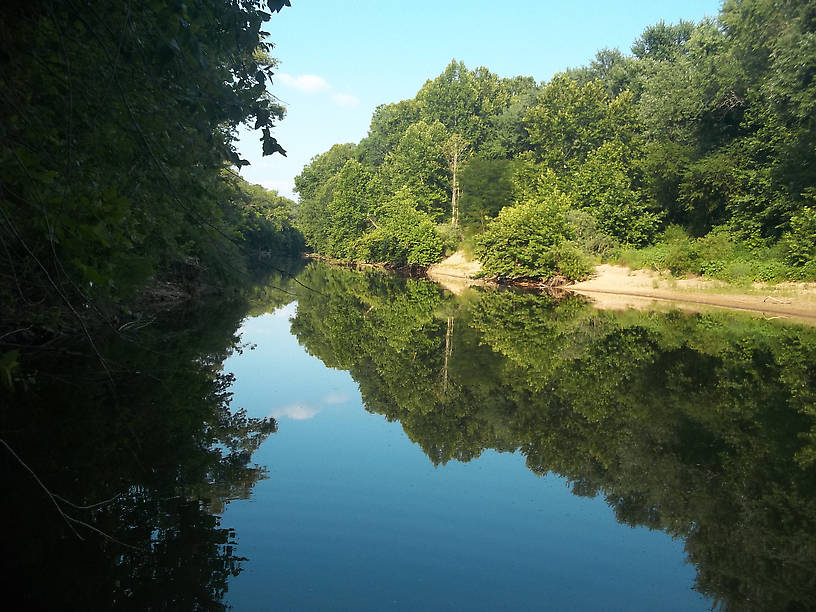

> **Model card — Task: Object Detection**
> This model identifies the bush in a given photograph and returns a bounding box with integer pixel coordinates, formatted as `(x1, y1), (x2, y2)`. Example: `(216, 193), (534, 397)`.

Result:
(435, 222), (463, 256)
(354, 194), (444, 267)
(783, 207), (816, 266)
(547, 242), (594, 280)
(474, 190), (588, 280)
(565, 209), (619, 257)
(611, 223), (816, 283)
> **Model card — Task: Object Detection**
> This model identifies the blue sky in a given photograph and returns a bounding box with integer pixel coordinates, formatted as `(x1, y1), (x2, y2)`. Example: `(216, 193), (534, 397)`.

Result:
(236, 0), (723, 200)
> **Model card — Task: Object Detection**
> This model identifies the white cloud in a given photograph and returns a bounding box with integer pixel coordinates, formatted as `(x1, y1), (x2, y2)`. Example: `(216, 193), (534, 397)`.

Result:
(275, 72), (358, 109)
(277, 73), (330, 93)
(331, 92), (360, 108)
(322, 391), (349, 405)
(272, 403), (319, 420)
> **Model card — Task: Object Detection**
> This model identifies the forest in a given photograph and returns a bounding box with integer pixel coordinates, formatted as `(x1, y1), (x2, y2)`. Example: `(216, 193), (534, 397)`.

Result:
(295, 0), (816, 284)
(0, 0), (301, 362)
(2, 2), (816, 605)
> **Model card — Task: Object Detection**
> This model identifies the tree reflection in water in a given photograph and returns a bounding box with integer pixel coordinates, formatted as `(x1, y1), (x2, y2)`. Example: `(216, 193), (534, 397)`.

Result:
(1, 268), (298, 609)
(4, 260), (813, 610)
(291, 262), (816, 611)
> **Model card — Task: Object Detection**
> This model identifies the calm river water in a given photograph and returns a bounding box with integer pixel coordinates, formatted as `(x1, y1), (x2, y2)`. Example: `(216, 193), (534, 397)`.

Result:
(5, 261), (816, 610)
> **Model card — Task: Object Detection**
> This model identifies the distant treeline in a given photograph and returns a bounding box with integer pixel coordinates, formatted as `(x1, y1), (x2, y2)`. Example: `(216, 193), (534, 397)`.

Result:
(0, 0), (301, 353)
(295, 0), (816, 282)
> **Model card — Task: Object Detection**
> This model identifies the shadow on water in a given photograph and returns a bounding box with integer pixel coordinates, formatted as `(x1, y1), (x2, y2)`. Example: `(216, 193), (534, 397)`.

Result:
(289, 261), (816, 611)
(0, 261), (304, 610)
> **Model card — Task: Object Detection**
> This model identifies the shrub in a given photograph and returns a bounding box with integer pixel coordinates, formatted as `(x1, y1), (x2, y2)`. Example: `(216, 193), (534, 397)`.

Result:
(565, 209), (619, 257)
(783, 207), (816, 266)
(474, 190), (588, 280)
(547, 242), (594, 280)
(354, 193), (443, 267)
(611, 224), (816, 283)
(650, 225), (698, 275)
(435, 222), (463, 256)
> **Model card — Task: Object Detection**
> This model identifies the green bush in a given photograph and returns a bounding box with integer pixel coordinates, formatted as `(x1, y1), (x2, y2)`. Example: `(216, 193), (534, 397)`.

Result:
(795, 260), (816, 280)
(611, 224), (816, 283)
(435, 222), (463, 256)
(722, 259), (753, 282)
(783, 207), (816, 266)
(354, 194), (444, 267)
(474, 190), (588, 280)
(565, 209), (619, 257)
(547, 242), (594, 280)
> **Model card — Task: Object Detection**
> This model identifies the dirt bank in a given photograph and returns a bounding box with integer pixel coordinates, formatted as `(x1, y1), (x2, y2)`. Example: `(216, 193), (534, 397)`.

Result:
(426, 252), (486, 295)
(427, 253), (816, 323)
(569, 264), (816, 323)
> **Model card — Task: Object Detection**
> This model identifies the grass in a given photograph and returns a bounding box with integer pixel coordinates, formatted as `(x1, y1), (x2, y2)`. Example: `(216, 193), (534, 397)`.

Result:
(611, 226), (816, 284)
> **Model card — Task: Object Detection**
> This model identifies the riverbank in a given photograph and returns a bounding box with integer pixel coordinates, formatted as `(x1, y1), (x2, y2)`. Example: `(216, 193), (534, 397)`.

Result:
(426, 252), (816, 322)
(570, 264), (816, 322)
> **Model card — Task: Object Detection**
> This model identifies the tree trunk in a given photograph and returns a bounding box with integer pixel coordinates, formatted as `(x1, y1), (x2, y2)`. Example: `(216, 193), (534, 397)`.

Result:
(451, 153), (459, 227)
(442, 315), (454, 392)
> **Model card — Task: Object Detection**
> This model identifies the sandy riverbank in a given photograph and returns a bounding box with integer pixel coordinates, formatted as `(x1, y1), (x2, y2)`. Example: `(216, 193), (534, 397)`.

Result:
(427, 252), (816, 323)
(425, 251), (486, 295)
(570, 264), (816, 322)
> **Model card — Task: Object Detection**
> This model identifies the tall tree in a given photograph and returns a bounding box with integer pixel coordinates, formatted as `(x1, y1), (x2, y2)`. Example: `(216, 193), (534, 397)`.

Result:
(0, 0), (291, 339)
(416, 60), (510, 150)
(381, 120), (450, 220)
(357, 100), (420, 167)
(524, 76), (640, 173)
(444, 134), (470, 226)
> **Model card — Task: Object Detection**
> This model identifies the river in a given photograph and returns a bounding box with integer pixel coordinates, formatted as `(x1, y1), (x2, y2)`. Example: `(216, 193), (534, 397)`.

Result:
(4, 260), (815, 610)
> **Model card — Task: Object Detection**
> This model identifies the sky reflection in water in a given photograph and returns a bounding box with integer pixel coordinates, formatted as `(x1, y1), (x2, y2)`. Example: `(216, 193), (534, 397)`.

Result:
(222, 302), (707, 611)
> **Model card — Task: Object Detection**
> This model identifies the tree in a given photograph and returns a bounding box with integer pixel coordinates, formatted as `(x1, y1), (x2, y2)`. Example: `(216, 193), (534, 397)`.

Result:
(569, 141), (663, 245)
(355, 189), (444, 266)
(459, 157), (515, 228)
(381, 120), (450, 220)
(480, 88), (540, 159)
(357, 100), (420, 167)
(0, 0), (292, 341)
(444, 134), (471, 226)
(294, 143), (358, 202)
(219, 173), (304, 257)
(631, 20), (697, 61)
(326, 159), (376, 258)
(524, 76), (640, 173)
(564, 48), (641, 99)
(416, 60), (511, 150)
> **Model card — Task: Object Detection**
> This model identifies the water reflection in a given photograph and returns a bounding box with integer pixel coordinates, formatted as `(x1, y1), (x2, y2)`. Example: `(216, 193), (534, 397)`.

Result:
(289, 262), (816, 610)
(1, 268), (298, 609)
(4, 259), (815, 610)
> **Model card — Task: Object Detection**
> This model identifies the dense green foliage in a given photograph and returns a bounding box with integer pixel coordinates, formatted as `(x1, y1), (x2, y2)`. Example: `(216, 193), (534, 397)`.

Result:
(290, 262), (816, 610)
(295, 60), (541, 267)
(297, 0), (816, 281)
(474, 190), (592, 280)
(0, 0), (300, 349)
(355, 190), (445, 266)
